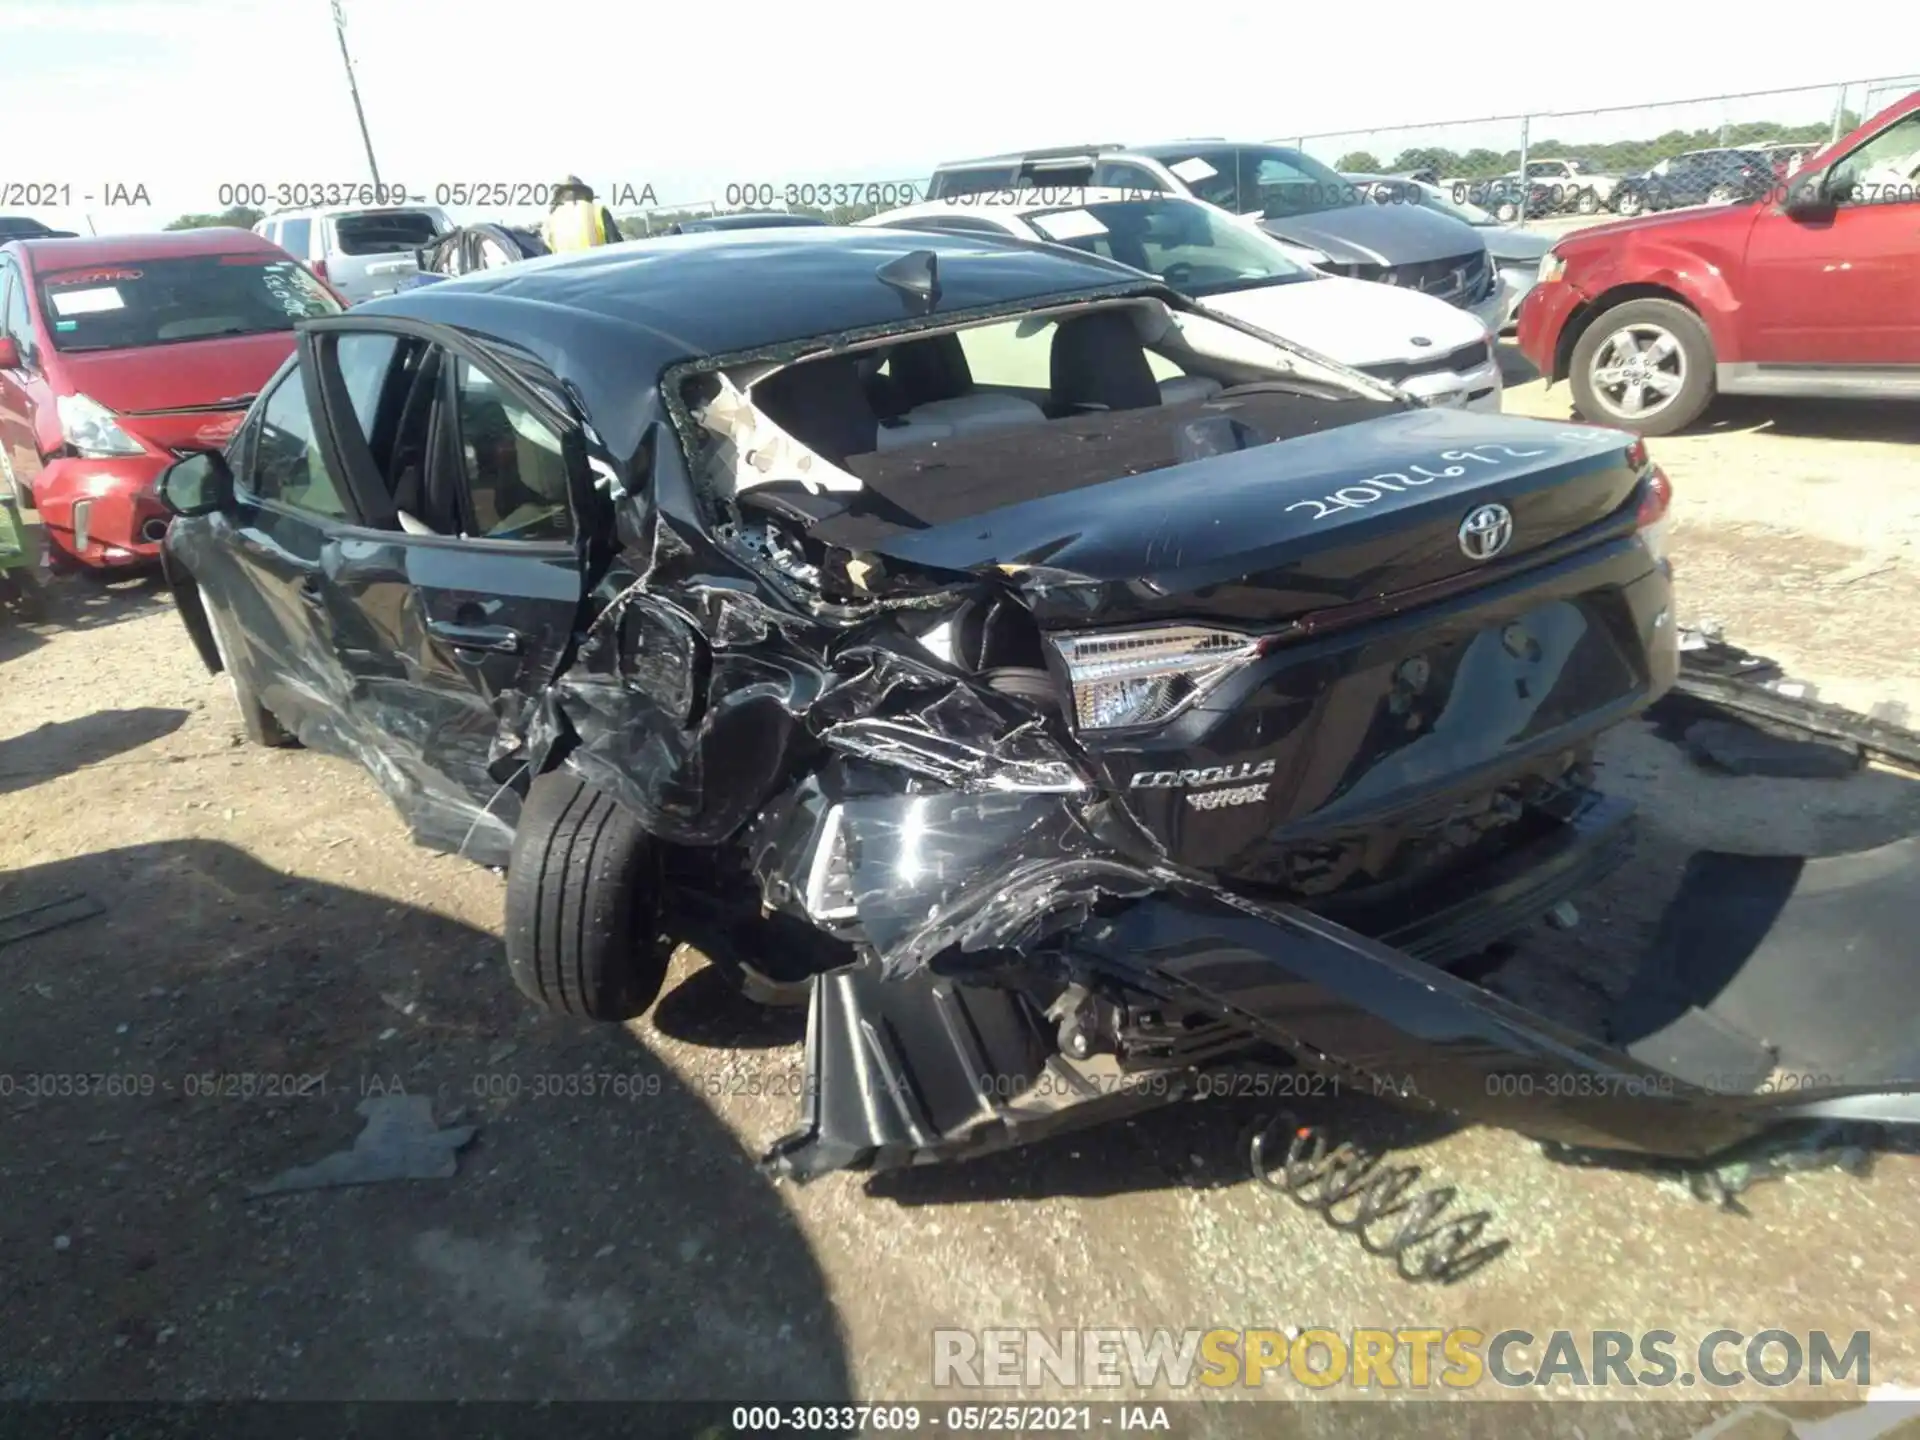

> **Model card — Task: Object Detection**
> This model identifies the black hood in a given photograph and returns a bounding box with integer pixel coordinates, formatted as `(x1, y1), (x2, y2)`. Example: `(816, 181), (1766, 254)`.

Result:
(1261, 202), (1485, 267)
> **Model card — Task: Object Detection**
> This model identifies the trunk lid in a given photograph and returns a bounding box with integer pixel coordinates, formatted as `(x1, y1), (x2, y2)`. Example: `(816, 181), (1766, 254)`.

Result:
(866, 408), (1647, 626)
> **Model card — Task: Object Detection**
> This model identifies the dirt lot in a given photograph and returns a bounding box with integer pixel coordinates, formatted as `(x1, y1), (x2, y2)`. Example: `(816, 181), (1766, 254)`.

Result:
(3, 377), (1919, 1429)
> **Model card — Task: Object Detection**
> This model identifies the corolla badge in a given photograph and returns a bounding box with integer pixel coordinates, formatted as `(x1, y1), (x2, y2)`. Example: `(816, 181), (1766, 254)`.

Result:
(1457, 503), (1514, 561)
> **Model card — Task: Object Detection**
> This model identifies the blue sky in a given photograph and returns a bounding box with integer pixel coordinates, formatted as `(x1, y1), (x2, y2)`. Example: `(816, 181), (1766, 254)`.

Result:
(5, 0), (1918, 233)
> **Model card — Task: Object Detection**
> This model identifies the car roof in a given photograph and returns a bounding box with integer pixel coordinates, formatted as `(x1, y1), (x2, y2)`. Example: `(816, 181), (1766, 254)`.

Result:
(10, 227), (285, 269)
(933, 144), (1128, 168)
(1129, 140), (1297, 159)
(268, 204), (444, 220)
(680, 212), (830, 231)
(358, 227), (1154, 463)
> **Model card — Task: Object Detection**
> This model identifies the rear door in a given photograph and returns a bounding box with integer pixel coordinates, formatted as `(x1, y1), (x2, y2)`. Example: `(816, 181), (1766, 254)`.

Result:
(297, 316), (590, 858)
(1742, 106), (1920, 367)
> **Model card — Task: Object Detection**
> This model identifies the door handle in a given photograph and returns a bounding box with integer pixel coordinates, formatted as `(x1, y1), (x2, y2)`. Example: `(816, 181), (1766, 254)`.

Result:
(428, 620), (523, 656)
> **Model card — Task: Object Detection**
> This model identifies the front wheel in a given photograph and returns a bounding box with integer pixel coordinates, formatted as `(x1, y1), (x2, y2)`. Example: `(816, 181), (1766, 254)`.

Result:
(1614, 191), (1645, 217)
(1575, 188), (1600, 215)
(1494, 200), (1520, 223)
(504, 771), (671, 1022)
(1568, 298), (1715, 437)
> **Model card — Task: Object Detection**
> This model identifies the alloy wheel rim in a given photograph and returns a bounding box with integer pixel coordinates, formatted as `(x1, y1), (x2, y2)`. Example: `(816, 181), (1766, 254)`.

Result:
(1590, 323), (1686, 419)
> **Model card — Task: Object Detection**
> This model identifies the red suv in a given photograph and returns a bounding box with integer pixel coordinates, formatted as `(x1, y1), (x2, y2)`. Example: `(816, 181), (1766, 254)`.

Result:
(0, 228), (341, 571)
(1517, 90), (1920, 435)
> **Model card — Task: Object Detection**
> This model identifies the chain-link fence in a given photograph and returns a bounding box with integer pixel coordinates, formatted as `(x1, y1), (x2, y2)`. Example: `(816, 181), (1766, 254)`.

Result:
(1290, 74), (1920, 230)
(601, 73), (1918, 238)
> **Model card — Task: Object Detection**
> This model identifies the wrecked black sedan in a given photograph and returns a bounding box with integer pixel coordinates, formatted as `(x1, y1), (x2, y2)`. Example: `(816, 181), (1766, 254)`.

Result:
(157, 225), (1853, 1180)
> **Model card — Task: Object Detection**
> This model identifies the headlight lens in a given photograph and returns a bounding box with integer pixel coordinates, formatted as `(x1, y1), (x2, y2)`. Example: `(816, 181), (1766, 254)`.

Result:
(56, 393), (145, 459)
(1537, 252), (1567, 285)
(1051, 626), (1264, 731)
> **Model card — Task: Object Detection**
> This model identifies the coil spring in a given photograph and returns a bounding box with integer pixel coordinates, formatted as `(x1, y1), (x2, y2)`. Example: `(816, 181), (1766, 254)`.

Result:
(1249, 1118), (1511, 1284)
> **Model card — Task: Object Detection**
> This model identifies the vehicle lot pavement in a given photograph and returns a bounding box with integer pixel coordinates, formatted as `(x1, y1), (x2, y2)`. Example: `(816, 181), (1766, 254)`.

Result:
(2, 377), (1918, 1421)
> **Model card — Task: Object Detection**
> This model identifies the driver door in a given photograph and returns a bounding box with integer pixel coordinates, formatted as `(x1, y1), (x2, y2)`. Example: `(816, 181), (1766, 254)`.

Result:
(298, 317), (591, 859)
(1742, 107), (1920, 367)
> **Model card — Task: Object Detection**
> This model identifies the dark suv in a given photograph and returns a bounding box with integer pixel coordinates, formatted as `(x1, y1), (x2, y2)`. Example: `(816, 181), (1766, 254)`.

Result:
(1614, 149), (1774, 217)
(928, 142), (1505, 332)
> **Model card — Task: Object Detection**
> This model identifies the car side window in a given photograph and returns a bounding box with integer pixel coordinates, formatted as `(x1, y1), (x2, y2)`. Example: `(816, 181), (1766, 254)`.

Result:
(1829, 112), (1920, 205)
(3, 263), (35, 357)
(1165, 151), (1242, 210)
(1093, 161), (1168, 194)
(280, 218), (313, 257)
(249, 366), (353, 520)
(337, 333), (403, 441)
(477, 236), (514, 269)
(448, 358), (572, 542)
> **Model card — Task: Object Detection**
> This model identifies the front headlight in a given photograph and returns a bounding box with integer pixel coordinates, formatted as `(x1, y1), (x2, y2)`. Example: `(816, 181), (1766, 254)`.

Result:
(1051, 626), (1265, 731)
(56, 393), (146, 459)
(1537, 252), (1567, 285)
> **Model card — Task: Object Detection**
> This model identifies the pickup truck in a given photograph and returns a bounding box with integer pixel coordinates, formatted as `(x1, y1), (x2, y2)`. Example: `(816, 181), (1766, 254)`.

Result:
(1517, 89), (1920, 434)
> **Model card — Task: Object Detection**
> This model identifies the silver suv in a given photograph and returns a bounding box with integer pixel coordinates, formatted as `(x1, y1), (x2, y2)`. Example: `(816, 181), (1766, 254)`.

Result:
(255, 205), (451, 304)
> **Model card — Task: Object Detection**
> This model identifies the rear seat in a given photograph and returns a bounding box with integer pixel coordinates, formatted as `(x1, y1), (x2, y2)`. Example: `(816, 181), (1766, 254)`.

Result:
(1158, 376), (1223, 404)
(875, 392), (1048, 451)
(752, 316), (1213, 466)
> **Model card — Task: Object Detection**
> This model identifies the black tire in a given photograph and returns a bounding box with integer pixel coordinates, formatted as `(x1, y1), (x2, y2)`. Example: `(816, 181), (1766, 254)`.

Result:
(1494, 200), (1519, 223)
(3, 569), (47, 622)
(504, 770), (670, 1022)
(1575, 188), (1600, 215)
(1568, 297), (1716, 437)
(1615, 190), (1645, 217)
(203, 600), (295, 747)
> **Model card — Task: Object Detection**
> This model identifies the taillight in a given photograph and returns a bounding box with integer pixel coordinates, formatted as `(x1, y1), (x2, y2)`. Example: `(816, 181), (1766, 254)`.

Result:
(311, 258), (329, 281)
(1636, 465), (1672, 529)
(1637, 464), (1674, 570)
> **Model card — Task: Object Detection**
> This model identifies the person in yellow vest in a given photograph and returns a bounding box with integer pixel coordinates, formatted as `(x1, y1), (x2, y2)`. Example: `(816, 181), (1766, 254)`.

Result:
(541, 176), (623, 253)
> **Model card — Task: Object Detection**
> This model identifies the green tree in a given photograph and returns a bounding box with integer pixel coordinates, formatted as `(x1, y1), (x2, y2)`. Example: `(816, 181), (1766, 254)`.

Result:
(165, 205), (264, 232)
(1390, 147), (1460, 177)
(1335, 150), (1383, 173)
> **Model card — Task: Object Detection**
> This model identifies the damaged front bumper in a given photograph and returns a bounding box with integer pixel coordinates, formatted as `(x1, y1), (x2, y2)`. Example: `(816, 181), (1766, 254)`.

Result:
(759, 781), (1920, 1180)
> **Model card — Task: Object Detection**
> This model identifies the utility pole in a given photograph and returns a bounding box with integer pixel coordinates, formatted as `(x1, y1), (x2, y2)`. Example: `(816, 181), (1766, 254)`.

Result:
(331, 0), (383, 190)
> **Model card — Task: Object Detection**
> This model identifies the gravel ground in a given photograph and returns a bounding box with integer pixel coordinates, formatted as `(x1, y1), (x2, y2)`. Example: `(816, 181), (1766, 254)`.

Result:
(2, 376), (1917, 1430)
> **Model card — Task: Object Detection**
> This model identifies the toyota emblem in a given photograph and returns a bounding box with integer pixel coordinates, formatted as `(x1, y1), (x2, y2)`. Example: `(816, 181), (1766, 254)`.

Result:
(1458, 503), (1514, 561)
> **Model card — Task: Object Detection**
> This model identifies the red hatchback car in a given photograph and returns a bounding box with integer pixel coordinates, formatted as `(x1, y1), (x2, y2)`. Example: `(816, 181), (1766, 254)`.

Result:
(0, 228), (341, 571)
(1517, 89), (1920, 435)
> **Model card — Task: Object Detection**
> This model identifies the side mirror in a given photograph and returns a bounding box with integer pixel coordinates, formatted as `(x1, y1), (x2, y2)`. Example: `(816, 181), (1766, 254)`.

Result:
(0, 337), (19, 371)
(156, 450), (234, 517)
(1783, 168), (1835, 219)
